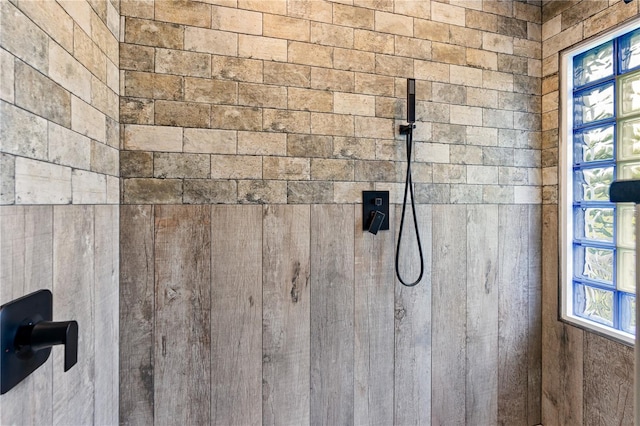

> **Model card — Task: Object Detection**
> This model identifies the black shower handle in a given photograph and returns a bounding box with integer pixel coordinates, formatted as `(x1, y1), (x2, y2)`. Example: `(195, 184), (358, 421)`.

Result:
(15, 320), (78, 371)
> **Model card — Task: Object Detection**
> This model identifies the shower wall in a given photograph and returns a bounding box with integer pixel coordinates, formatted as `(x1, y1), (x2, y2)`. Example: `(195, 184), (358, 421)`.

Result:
(541, 1), (639, 425)
(119, 0), (545, 424)
(0, 0), (120, 424)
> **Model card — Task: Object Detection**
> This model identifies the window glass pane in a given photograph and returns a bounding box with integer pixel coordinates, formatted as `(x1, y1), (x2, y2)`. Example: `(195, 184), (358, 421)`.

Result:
(574, 166), (614, 201)
(620, 29), (640, 73)
(574, 283), (614, 327)
(618, 161), (640, 179)
(575, 125), (614, 163)
(620, 293), (636, 334)
(619, 71), (640, 116)
(575, 207), (614, 242)
(575, 245), (614, 283)
(617, 203), (636, 248)
(619, 117), (640, 160)
(574, 41), (614, 87)
(574, 84), (615, 126)
(617, 248), (636, 293)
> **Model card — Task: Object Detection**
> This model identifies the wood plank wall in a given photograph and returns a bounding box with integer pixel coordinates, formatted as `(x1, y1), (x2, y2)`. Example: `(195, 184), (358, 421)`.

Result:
(0, 205), (119, 426)
(120, 203), (544, 425)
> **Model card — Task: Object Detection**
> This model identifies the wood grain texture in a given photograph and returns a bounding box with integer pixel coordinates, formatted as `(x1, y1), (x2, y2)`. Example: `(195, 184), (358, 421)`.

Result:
(393, 204), (432, 426)
(0, 206), (53, 426)
(354, 204), (394, 426)
(310, 204), (355, 426)
(527, 205), (542, 425)
(119, 205), (155, 426)
(497, 205), (529, 425)
(154, 205), (211, 425)
(541, 205), (584, 426)
(94, 205), (119, 425)
(52, 205), (95, 425)
(465, 205), (499, 426)
(262, 204), (310, 426)
(211, 205), (262, 426)
(431, 205), (467, 426)
(584, 333), (634, 425)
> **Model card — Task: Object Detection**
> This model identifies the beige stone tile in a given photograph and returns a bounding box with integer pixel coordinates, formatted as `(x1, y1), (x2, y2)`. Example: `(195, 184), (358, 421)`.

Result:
(287, 181), (333, 203)
(120, 97), (154, 125)
(528, 58), (542, 78)
(184, 128), (237, 154)
(311, 158), (355, 181)
(264, 14), (310, 42)
(19, 0), (74, 51)
(432, 163), (466, 184)
(431, 1), (465, 26)
(542, 23), (582, 59)
(467, 87), (498, 108)
(72, 169), (106, 204)
(72, 96), (106, 142)
(238, 0), (286, 14)
(514, 186), (541, 204)
(450, 144), (482, 165)
(238, 83), (287, 108)
(154, 152), (210, 179)
(15, 157), (72, 204)
(263, 156), (310, 180)
(466, 126), (498, 146)
(58, 0), (92, 35)
(288, 87), (333, 113)
(0, 2), (49, 72)
(106, 0), (120, 37)
(394, 0), (430, 18)
(374, 96), (398, 119)
(238, 131), (286, 155)
(375, 10), (412, 37)
(375, 54), (413, 78)
(211, 154), (262, 179)
(414, 18), (450, 43)
(106, 175), (119, 204)
(483, 108), (514, 129)
(185, 77), (237, 104)
(212, 5), (262, 35)
(432, 42), (466, 65)
(450, 105), (482, 126)
(183, 179), (237, 204)
(355, 116), (394, 139)
(311, 22), (353, 48)
(15, 61), (71, 126)
(211, 105), (263, 131)
(310, 112), (354, 137)
(483, 70), (514, 92)
(354, 160), (395, 182)
(120, 43), (154, 72)
(287, 134), (333, 158)
(334, 3), (374, 29)
(355, 73), (394, 96)
(514, 38), (541, 60)
(91, 12), (119, 65)
(185, 27), (237, 56)
(123, 124), (183, 152)
(288, 41), (333, 68)
(414, 60), (449, 83)
(155, 48), (211, 78)
(541, 14), (561, 41)
(0, 153), (15, 204)
(482, 184), (514, 203)
(124, 17), (184, 49)
(584, 1), (636, 39)
(467, 48), (498, 70)
(333, 136), (376, 160)
(263, 109), (310, 133)
(498, 54), (527, 75)
(123, 178), (183, 204)
(238, 180), (287, 203)
(106, 116), (119, 149)
(450, 26), (482, 48)
(354, 29), (394, 54)
(0, 101), (48, 160)
(212, 56), (263, 83)
(311, 68), (355, 92)
(48, 122), (91, 170)
(124, 71), (183, 100)
(264, 62), (310, 87)
(414, 142), (449, 163)
(74, 24), (107, 83)
(467, 165), (499, 185)
(120, 0), (154, 18)
(0, 48), (14, 102)
(334, 92), (375, 116)
(91, 141), (119, 176)
(395, 36), (431, 60)
(288, 0), (332, 23)
(155, 100), (210, 128)
(155, 0), (212, 27)
(333, 181), (372, 203)
(239, 35), (287, 61)
(483, 33), (514, 55)
(120, 150), (153, 177)
(88, 0), (108, 21)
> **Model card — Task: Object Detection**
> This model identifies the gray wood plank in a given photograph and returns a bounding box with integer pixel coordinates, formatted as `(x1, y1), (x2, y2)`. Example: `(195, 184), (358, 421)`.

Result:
(119, 205), (155, 426)
(211, 205), (262, 426)
(431, 204), (466, 426)
(154, 205), (211, 425)
(94, 205), (119, 425)
(354, 204), (394, 426)
(540, 205), (584, 425)
(310, 204), (355, 426)
(497, 205), (529, 425)
(0, 206), (53, 426)
(584, 333), (634, 425)
(262, 205), (311, 426)
(465, 205), (499, 426)
(52, 205), (95, 425)
(527, 205), (542, 425)
(393, 204), (432, 426)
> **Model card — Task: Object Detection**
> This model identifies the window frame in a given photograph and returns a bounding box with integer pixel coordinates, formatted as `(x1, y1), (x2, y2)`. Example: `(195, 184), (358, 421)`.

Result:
(560, 18), (640, 346)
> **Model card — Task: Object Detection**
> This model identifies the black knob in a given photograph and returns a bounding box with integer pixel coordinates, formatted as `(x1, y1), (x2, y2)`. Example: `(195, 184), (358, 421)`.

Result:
(15, 321), (78, 371)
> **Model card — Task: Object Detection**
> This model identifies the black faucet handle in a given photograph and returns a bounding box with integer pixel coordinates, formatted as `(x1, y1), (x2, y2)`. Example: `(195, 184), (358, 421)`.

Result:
(16, 321), (79, 371)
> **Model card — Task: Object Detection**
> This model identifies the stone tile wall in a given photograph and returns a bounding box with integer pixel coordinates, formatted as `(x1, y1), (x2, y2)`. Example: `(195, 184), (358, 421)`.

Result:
(0, 0), (120, 205)
(120, 0), (542, 205)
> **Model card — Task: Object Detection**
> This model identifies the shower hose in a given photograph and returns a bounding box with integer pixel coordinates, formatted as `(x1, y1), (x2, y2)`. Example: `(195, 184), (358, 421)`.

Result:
(395, 125), (425, 287)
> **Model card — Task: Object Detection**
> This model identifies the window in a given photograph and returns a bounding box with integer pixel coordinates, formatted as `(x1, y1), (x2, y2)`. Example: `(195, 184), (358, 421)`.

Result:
(561, 21), (640, 344)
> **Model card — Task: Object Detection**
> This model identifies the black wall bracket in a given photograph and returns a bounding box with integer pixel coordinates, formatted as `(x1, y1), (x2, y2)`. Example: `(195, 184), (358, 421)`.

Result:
(363, 190), (390, 234)
(0, 289), (78, 395)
